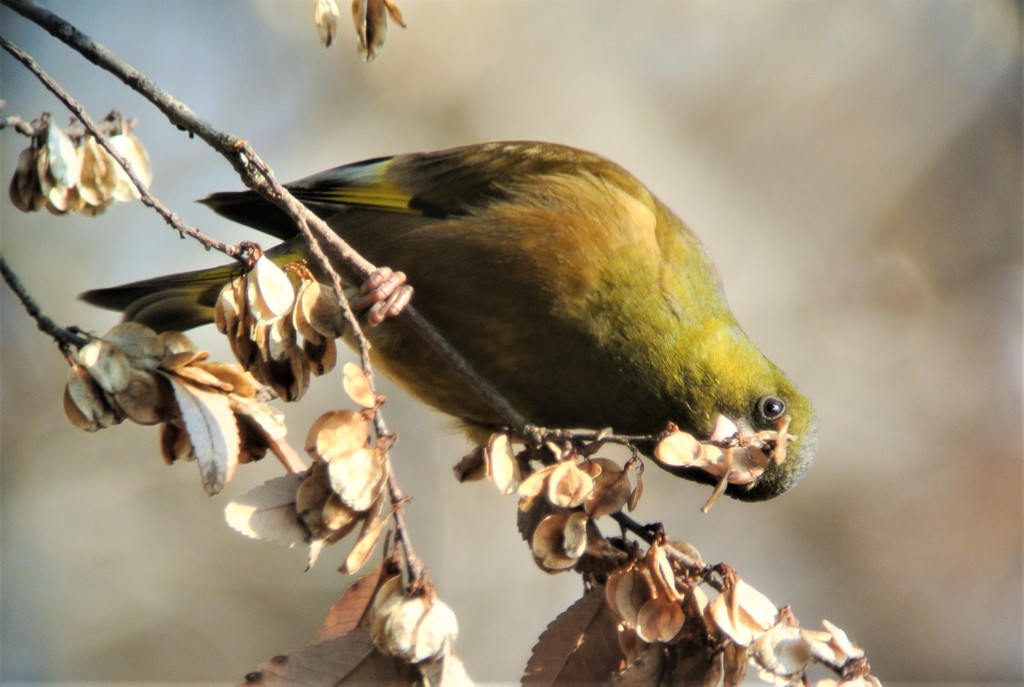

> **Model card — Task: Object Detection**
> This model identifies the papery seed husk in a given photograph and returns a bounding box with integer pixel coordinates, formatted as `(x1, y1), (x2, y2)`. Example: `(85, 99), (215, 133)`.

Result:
(169, 363), (235, 392)
(384, 596), (458, 663)
(113, 368), (167, 425)
(214, 284), (240, 335)
(109, 133), (152, 202)
(103, 322), (164, 371)
(636, 597), (685, 643)
(200, 361), (259, 398)
(9, 146), (46, 212)
(63, 382), (101, 431)
(251, 256), (296, 320)
(517, 464), (555, 498)
(369, 575), (404, 650)
(296, 462), (332, 520)
(608, 566), (651, 626)
(302, 280), (346, 339)
(305, 409), (371, 461)
(158, 330), (198, 356)
(322, 493), (360, 532)
(76, 136), (113, 206)
(486, 433), (520, 494)
(562, 511), (589, 559)
(342, 362), (377, 408)
(267, 315), (297, 362)
(327, 447), (385, 512)
(340, 508), (385, 573)
(315, 0), (341, 46)
(75, 339), (132, 394)
(653, 428), (704, 467)
(531, 513), (578, 571)
(303, 336), (338, 377)
(546, 460), (594, 509)
(46, 124), (81, 189)
(64, 361), (121, 430)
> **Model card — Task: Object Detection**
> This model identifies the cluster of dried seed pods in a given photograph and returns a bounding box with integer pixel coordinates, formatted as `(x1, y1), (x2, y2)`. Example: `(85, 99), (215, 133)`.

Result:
(8, 115), (151, 216)
(455, 435), (644, 574)
(313, 0), (406, 60)
(225, 364), (388, 570)
(604, 554), (879, 686)
(215, 256), (346, 402)
(63, 322), (285, 494)
(297, 405), (388, 569)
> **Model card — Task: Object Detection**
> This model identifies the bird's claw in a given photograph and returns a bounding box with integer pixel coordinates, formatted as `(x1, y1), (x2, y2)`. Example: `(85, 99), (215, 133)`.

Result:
(350, 267), (413, 326)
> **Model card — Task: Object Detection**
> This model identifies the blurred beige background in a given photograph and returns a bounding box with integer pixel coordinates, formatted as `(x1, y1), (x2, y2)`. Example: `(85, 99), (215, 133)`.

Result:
(1, 1), (1021, 685)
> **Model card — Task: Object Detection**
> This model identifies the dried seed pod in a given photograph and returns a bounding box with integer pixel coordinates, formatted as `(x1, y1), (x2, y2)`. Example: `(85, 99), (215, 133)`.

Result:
(485, 433), (520, 494)
(159, 421), (195, 465)
(636, 597), (685, 643)
(104, 321), (164, 371)
(327, 447), (385, 512)
(297, 279), (346, 339)
(63, 362), (119, 431)
(382, 595), (459, 663)
(546, 459), (594, 509)
(76, 135), (117, 210)
(531, 512), (586, 572)
(452, 445), (487, 482)
(112, 368), (166, 425)
(108, 132), (152, 202)
(8, 146), (46, 212)
(75, 339), (132, 394)
(305, 409), (371, 461)
(314, 0), (341, 46)
(249, 256), (296, 321)
(606, 564), (652, 627)
(342, 362), (377, 408)
(706, 579), (778, 647)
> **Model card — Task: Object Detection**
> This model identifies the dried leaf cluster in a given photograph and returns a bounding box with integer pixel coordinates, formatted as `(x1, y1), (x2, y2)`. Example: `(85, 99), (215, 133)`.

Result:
(313, 0), (406, 60)
(215, 256), (346, 402)
(62, 322), (286, 494)
(8, 112), (151, 216)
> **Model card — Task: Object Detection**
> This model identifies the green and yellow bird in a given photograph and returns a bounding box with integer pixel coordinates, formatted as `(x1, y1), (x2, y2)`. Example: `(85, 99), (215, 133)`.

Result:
(82, 141), (816, 501)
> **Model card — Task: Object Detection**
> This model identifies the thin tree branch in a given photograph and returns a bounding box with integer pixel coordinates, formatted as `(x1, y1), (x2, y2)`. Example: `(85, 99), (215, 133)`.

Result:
(0, 255), (90, 351)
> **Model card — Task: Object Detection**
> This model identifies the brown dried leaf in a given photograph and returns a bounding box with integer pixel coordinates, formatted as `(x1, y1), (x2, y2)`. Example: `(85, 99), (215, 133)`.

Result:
(225, 473), (308, 546)
(166, 375), (240, 495)
(237, 626), (416, 687)
(315, 564), (386, 642)
(159, 421), (193, 465)
(522, 586), (623, 687)
(342, 362), (377, 408)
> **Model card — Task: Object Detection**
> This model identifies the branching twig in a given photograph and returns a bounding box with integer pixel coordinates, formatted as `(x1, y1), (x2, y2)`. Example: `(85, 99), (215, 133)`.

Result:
(0, 256), (90, 351)
(0, 0), (530, 434)
(0, 33), (240, 258)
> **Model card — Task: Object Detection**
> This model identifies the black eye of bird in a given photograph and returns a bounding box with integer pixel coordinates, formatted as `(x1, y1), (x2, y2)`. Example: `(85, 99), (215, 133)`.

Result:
(758, 396), (786, 422)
